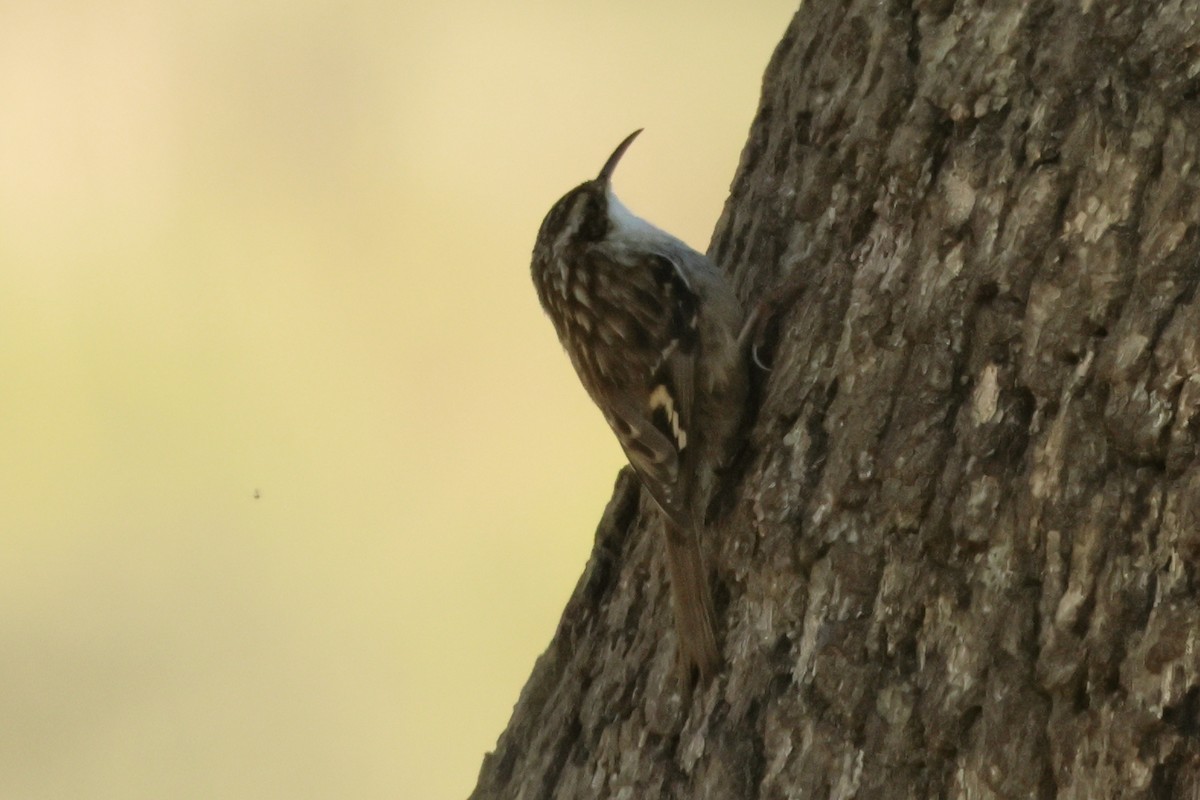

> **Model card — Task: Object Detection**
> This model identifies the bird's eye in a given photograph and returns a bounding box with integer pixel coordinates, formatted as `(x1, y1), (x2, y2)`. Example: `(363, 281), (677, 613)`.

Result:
(579, 194), (608, 241)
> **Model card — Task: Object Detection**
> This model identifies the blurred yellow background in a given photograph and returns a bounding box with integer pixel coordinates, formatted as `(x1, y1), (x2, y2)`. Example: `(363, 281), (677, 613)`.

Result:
(0, 3), (794, 798)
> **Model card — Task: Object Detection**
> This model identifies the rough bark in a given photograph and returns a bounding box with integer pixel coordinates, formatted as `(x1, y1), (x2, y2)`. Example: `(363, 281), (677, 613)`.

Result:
(474, 2), (1200, 797)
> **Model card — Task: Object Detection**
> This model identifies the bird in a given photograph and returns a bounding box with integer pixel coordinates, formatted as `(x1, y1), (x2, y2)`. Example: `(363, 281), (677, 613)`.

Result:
(530, 129), (748, 683)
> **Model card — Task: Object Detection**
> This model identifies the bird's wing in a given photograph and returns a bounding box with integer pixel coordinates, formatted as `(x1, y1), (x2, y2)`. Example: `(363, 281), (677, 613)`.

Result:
(595, 252), (700, 527)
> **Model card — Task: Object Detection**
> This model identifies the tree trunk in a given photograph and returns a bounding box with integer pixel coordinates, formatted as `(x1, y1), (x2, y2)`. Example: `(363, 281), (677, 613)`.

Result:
(473, 2), (1200, 797)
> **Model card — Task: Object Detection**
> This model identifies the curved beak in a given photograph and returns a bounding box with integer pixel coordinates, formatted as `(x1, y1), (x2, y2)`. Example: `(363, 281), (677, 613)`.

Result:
(597, 129), (643, 184)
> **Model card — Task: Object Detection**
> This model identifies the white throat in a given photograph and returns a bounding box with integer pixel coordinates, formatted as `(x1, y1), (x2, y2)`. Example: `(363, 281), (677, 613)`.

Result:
(606, 189), (673, 245)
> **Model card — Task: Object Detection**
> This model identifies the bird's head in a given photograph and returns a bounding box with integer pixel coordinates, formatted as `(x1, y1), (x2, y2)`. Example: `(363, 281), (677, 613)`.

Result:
(534, 129), (643, 257)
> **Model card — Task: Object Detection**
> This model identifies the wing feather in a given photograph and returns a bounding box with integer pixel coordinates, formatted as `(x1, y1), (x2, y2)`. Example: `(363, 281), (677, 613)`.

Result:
(588, 252), (700, 527)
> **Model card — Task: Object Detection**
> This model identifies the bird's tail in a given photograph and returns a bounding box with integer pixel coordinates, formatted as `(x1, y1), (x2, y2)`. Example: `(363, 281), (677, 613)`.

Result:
(663, 520), (721, 684)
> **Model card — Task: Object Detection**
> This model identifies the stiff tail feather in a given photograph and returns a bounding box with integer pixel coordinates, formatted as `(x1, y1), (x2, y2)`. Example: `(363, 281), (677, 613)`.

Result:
(663, 520), (721, 683)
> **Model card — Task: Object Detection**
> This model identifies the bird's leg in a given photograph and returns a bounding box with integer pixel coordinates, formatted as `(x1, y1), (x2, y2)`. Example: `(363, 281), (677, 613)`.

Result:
(737, 272), (807, 371)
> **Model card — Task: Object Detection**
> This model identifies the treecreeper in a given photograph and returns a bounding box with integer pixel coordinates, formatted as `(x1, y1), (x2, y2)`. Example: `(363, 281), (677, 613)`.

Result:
(529, 130), (751, 684)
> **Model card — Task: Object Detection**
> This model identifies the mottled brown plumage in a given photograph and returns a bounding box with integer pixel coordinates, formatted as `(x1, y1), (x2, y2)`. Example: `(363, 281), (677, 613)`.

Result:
(531, 130), (747, 683)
